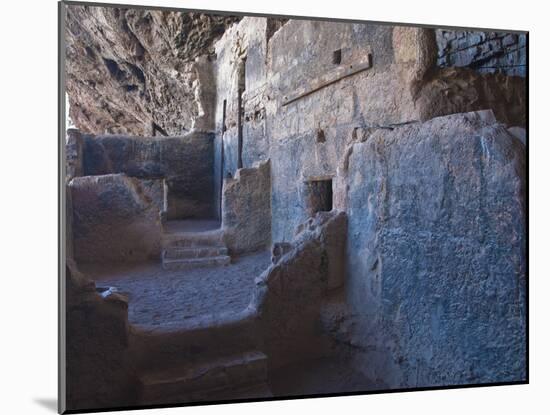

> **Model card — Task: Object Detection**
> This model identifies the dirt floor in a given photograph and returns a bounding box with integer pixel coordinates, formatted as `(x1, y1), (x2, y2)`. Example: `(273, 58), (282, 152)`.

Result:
(81, 250), (271, 327)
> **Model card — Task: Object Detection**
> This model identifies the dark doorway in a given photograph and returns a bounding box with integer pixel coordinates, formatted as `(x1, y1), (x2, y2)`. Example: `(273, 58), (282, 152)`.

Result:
(304, 178), (333, 216)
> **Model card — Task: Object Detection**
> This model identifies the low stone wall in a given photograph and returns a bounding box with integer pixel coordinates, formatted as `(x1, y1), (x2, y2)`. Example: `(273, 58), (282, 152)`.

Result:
(436, 30), (527, 77)
(222, 160), (271, 254)
(69, 173), (162, 264)
(65, 260), (138, 411)
(81, 130), (215, 219)
(251, 211), (347, 370)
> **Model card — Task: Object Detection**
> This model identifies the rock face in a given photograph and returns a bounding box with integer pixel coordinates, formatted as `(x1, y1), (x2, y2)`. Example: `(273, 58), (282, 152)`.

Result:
(416, 66), (526, 126)
(65, 4), (239, 135)
(344, 111), (526, 387)
(69, 174), (163, 263)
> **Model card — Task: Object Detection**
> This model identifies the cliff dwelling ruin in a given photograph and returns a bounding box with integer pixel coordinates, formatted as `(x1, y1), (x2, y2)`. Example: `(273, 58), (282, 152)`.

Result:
(62, 3), (527, 412)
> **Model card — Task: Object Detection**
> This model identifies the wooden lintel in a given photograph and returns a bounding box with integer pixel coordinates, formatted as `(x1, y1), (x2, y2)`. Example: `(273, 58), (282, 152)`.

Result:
(282, 54), (372, 107)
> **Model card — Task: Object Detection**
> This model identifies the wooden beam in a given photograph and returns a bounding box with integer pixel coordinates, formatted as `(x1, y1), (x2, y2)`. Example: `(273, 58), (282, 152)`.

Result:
(282, 54), (372, 107)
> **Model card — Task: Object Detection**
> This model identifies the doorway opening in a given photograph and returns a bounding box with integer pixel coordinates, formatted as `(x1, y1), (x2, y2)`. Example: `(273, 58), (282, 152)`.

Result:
(304, 178), (333, 217)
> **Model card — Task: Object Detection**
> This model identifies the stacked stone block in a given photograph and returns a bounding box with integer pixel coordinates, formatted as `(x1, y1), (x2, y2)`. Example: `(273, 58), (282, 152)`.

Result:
(436, 30), (527, 77)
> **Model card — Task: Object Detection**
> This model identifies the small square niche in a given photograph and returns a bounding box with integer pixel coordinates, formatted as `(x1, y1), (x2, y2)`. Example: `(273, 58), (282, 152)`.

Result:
(332, 49), (342, 65)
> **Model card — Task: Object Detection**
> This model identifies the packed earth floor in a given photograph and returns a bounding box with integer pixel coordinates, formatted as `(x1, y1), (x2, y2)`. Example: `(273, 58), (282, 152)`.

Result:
(82, 250), (271, 327)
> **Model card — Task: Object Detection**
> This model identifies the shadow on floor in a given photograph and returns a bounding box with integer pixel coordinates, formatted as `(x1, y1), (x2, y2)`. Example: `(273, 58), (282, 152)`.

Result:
(269, 356), (383, 397)
(163, 219), (221, 233)
(34, 398), (57, 412)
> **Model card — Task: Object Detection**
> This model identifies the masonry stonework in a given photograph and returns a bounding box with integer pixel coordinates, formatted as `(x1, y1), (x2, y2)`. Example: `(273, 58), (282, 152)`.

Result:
(64, 6), (527, 409)
(436, 30), (527, 77)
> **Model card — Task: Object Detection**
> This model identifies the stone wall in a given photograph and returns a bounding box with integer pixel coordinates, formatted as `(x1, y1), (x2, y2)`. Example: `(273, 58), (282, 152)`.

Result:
(215, 19), (525, 243)
(212, 17), (270, 216)
(222, 160), (271, 254)
(211, 17), (293, 215)
(81, 131), (215, 219)
(65, 261), (138, 411)
(344, 111), (526, 386)
(252, 211), (347, 370)
(436, 30), (527, 77)
(69, 174), (162, 264)
(213, 18), (527, 388)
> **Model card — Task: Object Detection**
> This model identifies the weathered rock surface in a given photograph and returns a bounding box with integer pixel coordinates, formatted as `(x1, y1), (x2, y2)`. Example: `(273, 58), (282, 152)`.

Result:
(344, 111), (526, 387)
(138, 350), (270, 405)
(69, 173), (162, 263)
(65, 172), (139, 412)
(65, 4), (240, 135)
(271, 242), (293, 264)
(416, 66), (526, 126)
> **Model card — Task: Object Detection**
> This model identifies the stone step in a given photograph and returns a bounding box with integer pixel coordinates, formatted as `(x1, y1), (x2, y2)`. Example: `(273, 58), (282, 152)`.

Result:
(162, 255), (231, 270)
(139, 350), (270, 405)
(162, 229), (225, 248)
(130, 308), (260, 373)
(163, 246), (229, 260)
